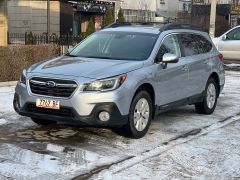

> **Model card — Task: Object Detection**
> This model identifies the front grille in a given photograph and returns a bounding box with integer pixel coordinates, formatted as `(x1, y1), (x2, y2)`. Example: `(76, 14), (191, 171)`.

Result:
(26, 103), (74, 117)
(29, 77), (77, 98)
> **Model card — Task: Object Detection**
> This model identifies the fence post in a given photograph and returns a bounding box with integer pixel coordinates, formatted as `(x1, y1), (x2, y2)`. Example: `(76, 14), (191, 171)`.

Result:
(7, 31), (9, 44)
(67, 34), (69, 49)
(25, 32), (27, 45)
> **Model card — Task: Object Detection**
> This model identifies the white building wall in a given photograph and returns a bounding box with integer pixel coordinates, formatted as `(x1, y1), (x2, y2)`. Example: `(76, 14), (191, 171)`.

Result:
(8, 0), (60, 34)
(157, 0), (168, 11)
(159, 0), (232, 15)
(168, 0), (180, 13)
(120, 0), (157, 22)
(156, 0), (179, 19)
(121, 0), (157, 12)
(195, 0), (231, 4)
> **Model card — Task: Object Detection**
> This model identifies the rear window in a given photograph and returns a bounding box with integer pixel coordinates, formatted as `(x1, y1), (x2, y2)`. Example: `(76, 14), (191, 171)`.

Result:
(178, 34), (212, 57)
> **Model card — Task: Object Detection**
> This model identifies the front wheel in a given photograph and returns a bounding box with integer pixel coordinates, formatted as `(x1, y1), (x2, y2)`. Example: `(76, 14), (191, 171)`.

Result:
(122, 91), (153, 139)
(195, 78), (218, 114)
(31, 118), (56, 125)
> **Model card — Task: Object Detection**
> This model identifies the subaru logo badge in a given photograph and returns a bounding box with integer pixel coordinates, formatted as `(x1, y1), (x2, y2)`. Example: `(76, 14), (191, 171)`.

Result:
(46, 81), (56, 88)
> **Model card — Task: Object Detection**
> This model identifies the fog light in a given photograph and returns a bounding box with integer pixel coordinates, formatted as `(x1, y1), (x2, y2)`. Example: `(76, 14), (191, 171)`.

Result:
(99, 111), (110, 122)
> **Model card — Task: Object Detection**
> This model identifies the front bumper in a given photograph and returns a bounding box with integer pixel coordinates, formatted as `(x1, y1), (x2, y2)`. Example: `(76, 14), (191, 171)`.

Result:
(14, 82), (129, 127)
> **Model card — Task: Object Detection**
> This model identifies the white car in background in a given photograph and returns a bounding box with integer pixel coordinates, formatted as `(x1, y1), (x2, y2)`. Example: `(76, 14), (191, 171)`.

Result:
(212, 25), (240, 60)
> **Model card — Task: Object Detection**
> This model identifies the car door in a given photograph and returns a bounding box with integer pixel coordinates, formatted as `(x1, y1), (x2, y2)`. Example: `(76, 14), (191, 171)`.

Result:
(177, 33), (212, 97)
(155, 34), (190, 106)
(218, 27), (240, 60)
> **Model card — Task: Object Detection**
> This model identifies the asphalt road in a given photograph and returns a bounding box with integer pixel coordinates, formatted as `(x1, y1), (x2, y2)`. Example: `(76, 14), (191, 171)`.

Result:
(0, 71), (239, 179)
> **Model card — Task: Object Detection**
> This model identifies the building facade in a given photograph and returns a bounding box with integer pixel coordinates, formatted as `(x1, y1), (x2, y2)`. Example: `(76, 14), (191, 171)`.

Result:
(64, 0), (115, 36)
(7, 0), (118, 36)
(120, 0), (156, 22)
(6, 0), (240, 37)
(0, 0), (8, 46)
(8, 0), (60, 34)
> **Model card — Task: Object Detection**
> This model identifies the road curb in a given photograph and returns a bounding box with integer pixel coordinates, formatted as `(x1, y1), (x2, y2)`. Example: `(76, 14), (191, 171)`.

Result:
(0, 81), (17, 87)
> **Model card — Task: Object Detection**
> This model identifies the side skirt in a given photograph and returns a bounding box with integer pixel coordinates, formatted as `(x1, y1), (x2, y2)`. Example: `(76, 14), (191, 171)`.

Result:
(155, 92), (204, 116)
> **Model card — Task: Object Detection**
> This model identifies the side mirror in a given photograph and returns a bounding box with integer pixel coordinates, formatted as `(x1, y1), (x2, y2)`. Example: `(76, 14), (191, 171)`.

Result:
(222, 35), (227, 41)
(162, 53), (179, 63)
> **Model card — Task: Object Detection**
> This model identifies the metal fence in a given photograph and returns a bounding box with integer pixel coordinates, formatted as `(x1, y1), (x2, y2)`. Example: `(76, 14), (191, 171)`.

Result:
(8, 33), (83, 55)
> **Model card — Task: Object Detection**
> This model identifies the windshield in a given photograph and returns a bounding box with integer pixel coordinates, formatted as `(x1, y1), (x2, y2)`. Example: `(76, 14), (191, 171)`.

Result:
(69, 31), (158, 61)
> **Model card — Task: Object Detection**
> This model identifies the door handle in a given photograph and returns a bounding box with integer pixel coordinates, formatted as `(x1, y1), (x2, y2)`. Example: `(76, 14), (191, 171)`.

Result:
(204, 60), (209, 64)
(181, 65), (188, 72)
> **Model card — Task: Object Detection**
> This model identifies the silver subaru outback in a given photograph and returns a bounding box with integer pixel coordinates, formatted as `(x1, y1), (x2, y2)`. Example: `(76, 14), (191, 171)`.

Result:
(14, 23), (225, 138)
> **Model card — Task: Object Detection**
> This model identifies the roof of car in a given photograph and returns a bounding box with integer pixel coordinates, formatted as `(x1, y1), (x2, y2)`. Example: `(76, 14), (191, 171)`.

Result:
(101, 26), (161, 34)
(101, 22), (204, 35)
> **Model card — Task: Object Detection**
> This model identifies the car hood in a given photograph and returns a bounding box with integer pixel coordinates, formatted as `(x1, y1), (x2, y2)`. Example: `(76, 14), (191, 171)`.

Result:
(27, 56), (144, 79)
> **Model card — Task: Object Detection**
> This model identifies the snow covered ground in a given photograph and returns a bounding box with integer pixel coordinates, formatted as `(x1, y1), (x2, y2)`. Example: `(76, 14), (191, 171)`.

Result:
(224, 63), (240, 71)
(0, 71), (240, 179)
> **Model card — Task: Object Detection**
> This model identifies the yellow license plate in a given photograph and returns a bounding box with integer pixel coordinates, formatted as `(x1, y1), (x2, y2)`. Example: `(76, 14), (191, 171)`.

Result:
(36, 99), (60, 109)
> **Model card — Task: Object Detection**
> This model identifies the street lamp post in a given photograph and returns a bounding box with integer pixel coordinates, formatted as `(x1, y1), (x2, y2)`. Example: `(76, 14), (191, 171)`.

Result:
(209, 0), (217, 38)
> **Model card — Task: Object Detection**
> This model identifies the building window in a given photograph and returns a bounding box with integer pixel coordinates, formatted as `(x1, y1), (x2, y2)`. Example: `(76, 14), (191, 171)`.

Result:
(160, 0), (165, 4)
(123, 9), (155, 22)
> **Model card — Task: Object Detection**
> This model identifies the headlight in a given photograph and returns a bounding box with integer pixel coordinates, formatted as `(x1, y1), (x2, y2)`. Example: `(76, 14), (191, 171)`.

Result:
(20, 69), (27, 85)
(83, 74), (127, 92)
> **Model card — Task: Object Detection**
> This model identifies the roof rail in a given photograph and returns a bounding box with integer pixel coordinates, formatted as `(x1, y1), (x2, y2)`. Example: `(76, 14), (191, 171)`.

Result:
(160, 23), (203, 31)
(104, 22), (132, 28)
(104, 22), (167, 29)
(104, 22), (203, 32)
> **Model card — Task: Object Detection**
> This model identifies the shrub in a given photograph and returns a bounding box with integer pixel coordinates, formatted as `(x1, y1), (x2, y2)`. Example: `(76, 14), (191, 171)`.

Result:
(103, 8), (114, 27)
(117, 8), (125, 23)
(0, 44), (59, 82)
(86, 18), (95, 36)
(26, 32), (36, 45)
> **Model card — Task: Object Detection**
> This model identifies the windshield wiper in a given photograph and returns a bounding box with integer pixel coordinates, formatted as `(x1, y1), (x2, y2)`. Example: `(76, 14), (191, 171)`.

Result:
(78, 55), (141, 61)
(65, 53), (78, 57)
(84, 56), (116, 59)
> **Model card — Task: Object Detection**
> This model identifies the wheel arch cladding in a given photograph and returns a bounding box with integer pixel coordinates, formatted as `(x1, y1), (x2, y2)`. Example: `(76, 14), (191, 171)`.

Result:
(209, 72), (220, 96)
(134, 83), (156, 118)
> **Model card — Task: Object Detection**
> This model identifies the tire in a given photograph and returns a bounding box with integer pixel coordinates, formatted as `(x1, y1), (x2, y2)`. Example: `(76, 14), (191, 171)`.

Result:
(122, 91), (153, 139)
(195, 78), (218, 115)
(31, 118), (56, 125)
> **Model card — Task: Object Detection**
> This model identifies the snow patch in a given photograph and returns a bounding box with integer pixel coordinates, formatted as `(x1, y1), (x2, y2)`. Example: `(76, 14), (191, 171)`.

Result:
(0, 87), (15, 113)
(225, 63), (240, 67)
(0, 119), (7, 125)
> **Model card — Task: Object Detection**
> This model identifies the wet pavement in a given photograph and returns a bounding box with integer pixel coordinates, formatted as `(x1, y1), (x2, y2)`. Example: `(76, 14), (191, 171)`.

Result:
(0, 71), (240, 179)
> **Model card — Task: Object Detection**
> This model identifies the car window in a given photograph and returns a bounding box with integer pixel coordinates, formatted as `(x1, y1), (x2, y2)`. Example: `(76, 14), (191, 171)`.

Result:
(157, 34), (181, 61)
(226, 28), (240, 40)
(178, 34), (199, 56)
(193, 34), (212, 54)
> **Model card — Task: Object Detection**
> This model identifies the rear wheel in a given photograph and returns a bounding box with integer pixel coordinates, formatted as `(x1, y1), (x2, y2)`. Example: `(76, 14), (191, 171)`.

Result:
(31, 118), (56, 125)
(122, 91), (152, 138)
(195, 78), (218, 114)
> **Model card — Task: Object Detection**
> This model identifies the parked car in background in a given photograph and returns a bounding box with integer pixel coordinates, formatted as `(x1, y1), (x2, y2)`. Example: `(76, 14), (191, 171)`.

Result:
(13, 23), (225, 138)
(212, 25), (240, 60)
